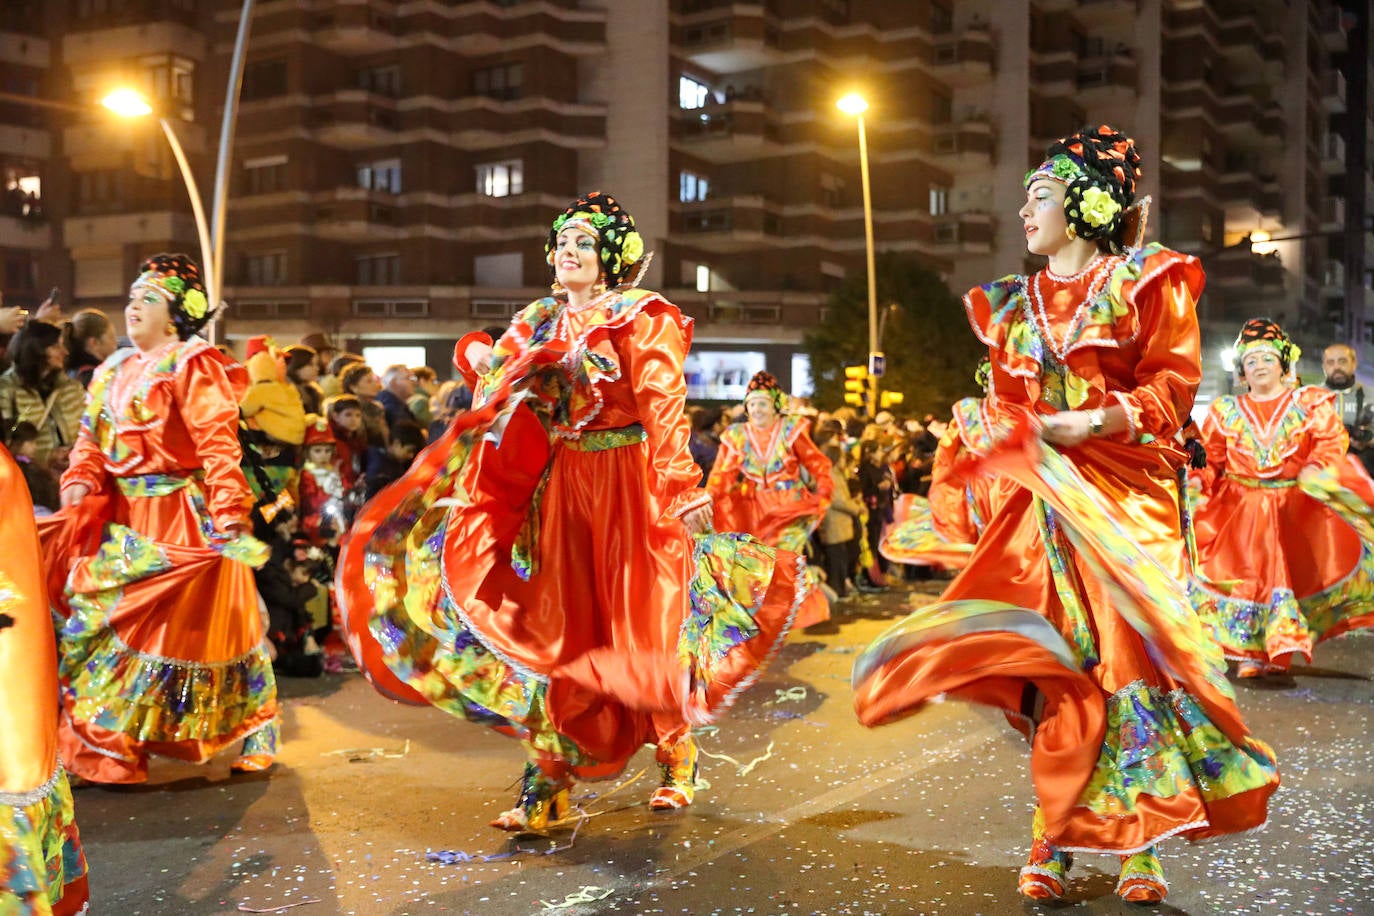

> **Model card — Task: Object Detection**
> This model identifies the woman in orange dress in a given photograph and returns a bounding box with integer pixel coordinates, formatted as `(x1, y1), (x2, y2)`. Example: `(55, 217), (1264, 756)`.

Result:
(1, 447), (88, 914)
(339, 193), (804, 831)
(1191, 319), (1374, 677)
(852, 126), (1278, 904)
(43, 253), (278, 784)
(706, 371), (832, 627)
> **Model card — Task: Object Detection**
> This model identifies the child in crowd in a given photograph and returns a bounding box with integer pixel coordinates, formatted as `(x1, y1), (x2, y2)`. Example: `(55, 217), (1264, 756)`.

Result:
(9, 420), (58, 513)
(364, 420), (424, 500)
(299, 416), (347, 545)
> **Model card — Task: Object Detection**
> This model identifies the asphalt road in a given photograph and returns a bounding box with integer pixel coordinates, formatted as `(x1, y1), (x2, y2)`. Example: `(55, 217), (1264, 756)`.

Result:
(72, 582), (1374, 915)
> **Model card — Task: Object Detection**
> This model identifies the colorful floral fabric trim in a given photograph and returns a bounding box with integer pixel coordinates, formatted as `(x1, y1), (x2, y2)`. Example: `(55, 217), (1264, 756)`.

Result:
(1207, 388), (1332, 474)
(0, 766), (87, 915)
(1075, 680), (1278, 825)
(717, 416), (810, 487)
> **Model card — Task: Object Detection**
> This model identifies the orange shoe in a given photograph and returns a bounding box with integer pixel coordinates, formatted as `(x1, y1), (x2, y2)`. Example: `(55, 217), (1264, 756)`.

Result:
(1236, 660), (1266, 678)
(230, 753), (274, 774)
(649, 735), (698, 811)
(489, 763), (572, 832)
(1117, 848), (1167, 903)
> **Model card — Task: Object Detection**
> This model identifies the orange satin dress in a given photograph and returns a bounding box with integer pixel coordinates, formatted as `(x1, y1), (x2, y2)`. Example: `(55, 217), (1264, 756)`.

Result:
(707, 417), (832, 627)
(340, 289), (803, 779)
(41, 340), (278, 784)
(854, 244), (1278, 853)
(0, 449), (88, 915)
(1192, 387), (1374, 666)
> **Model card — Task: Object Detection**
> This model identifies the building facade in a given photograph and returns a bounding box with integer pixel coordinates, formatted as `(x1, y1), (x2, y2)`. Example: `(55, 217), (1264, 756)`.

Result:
(20, 0), (1371, 403)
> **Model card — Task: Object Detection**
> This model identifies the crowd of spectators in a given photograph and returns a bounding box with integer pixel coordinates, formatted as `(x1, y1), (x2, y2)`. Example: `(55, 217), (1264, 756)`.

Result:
(1, 303), (935, 671)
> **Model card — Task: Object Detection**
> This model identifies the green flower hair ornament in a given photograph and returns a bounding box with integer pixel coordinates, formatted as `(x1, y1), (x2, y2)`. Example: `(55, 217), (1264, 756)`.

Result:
(164, 276), (186, 295)
(1079, 186), (1122, 228)
(182, 288), (209, 320)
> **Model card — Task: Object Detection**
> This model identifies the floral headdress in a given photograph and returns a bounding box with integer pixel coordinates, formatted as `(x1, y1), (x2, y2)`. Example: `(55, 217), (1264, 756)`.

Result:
(130, 252), (213, 340)
(1024, 124), (1145, 252)
(1235, 317), (1300, 374)
(546, 191), (651, 290)
(744, 370), (786, 413)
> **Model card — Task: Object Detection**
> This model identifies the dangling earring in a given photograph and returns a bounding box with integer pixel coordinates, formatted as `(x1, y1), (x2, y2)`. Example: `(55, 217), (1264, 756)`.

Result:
(550, 278), (565, 296)
(593, 277), (607, 295)
(1065, 224), (1077, 241)
(165, 321), (177, 335)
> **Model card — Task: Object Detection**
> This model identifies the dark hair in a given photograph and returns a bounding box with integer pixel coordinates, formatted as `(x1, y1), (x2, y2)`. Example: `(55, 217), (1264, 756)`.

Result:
(328, 353), (364, 377)
(136, 252), (213, 340)
(339, 362), (375, 394)
(65, 308), (113, 371)
(389, 420), (425, 452)
(10, 320), (63, 393)
(326, 393), (362, 416)
(691, 406), (722, 432)
(412, 365), (437, 385)
(9, 420), (38, 445)
(280, 346), (315, 385)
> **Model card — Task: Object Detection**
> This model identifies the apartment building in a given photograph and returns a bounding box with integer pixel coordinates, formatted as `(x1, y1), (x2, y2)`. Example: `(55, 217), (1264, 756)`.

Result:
(0, 1), (59, 310)
(31, 0), (1369, 400)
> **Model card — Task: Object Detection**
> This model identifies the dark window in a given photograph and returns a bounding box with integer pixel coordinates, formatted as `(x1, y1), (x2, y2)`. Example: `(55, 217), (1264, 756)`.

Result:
(356, 254), (400, 285)
(472, 63), (522, 101)
(929, 2), (953, 34)
(357, 65), (401, 97)
(242, 59), (288, 100)
(243, 158), (287, 195)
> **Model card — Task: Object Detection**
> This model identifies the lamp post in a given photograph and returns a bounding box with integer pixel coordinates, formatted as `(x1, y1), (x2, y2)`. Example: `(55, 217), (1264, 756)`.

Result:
(101, 89), (214, 307)
(837, 92), (879, 417)
(100, 0), (257, 343)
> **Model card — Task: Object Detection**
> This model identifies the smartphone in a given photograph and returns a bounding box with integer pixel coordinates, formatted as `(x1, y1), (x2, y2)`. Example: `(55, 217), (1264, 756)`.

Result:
(47, 286), (59, 305)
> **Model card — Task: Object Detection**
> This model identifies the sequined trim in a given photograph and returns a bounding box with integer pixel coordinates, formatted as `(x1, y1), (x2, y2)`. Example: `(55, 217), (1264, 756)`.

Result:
(561, 424), (646, 452)
(0, 765), (60, 808)
(1222, 473), (1298, 489)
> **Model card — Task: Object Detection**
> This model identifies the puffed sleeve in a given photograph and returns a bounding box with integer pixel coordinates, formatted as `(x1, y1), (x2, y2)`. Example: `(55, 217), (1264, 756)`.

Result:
(175, 351), (254, 530)
(791, 420), (833, 506)
(1300, 389), (1350, 471)
(624, 307), (708, 519)
(1108, 248), (1204, 442)
(705, 431), (742, 503)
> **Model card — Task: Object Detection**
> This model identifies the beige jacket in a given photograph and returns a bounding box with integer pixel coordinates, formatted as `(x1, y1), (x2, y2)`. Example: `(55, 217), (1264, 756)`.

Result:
(819, 464), (862, 544)
(0, 368), (87, 464)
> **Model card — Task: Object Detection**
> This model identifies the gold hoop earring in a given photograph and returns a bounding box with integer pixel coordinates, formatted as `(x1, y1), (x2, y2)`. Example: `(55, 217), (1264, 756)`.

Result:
(593, 279), (607, 295)
(1065, 224), (1077, 241)
(165, 321), (177, 335)
(550, 278), (565, 295)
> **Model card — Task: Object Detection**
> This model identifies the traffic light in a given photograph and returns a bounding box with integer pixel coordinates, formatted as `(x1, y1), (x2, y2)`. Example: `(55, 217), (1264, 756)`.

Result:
(843, 364), (869, 408)
(879, 390), (905, 409)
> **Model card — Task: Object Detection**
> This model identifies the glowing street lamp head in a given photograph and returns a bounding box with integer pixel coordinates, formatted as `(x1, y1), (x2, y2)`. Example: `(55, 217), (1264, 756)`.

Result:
(836, 93), (869, 116)
(1249, 229), (1276, 256)
(101, 89), (153, 118)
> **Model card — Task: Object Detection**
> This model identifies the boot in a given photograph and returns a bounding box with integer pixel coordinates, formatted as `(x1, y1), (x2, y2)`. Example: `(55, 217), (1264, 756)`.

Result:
(1117, 847), (1167, 903)
(490, 762), (571, 832)
(1017, 807), (1072, 900)
(649, 734), (698, 811)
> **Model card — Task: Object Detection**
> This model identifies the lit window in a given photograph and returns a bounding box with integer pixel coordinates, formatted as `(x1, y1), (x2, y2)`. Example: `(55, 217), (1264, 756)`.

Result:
(476, 160), (524, 197)
(929, 185), (949, 216)
(357, 158), (402, 193)
(696, 264), (711, 292)
(679, 75), (710, 110)
(679, 170), (709, 202)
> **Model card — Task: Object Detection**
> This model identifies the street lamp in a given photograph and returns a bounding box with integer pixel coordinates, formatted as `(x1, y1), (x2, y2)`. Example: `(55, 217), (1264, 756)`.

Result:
(101, 0), (257, 344)
(101, 89), (214, 317)
(837, 91), (880, 417)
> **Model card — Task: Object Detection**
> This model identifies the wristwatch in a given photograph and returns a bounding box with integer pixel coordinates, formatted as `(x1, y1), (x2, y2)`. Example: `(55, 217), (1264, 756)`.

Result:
(1087, 408), (1106, 437)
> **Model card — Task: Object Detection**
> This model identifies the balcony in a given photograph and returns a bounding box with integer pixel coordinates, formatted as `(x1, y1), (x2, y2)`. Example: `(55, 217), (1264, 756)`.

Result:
(0, 213), (49, 251)
(930, 26), (996, 88)
(1321, 196), (1345, 231)
(1324, 132), (1346, 173)
(1323, 259), (1344, 290)
(1317, 4), (1347, 52)
(930, 211), (994, 255)
(61, 21), (205, 63)
(673, 101), (779, 162)
(1074, 52), (1138, 101)
(1324, 69), (1347, 113)
(308, 9), (401, 54)
(931, 117), (995, 168)
(1074, 0), (1141, 30)
(677, 6), (780, 74)
(306, 93), (400, 150)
